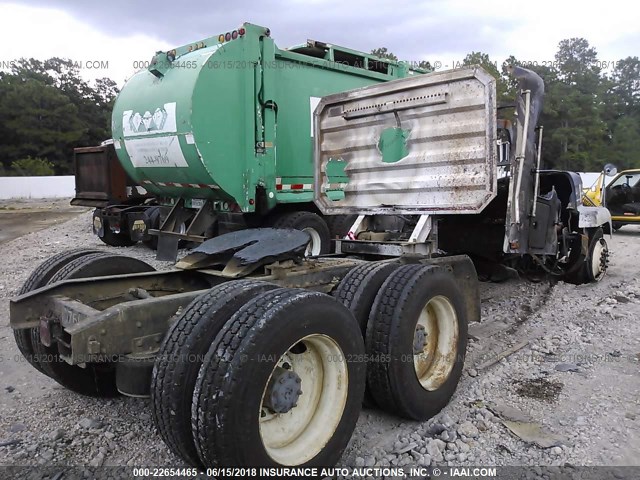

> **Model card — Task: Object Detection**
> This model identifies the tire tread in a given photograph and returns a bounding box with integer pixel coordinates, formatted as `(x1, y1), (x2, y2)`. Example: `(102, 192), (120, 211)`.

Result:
(14, 248), (103, 373)
(151, 279), (278, 466)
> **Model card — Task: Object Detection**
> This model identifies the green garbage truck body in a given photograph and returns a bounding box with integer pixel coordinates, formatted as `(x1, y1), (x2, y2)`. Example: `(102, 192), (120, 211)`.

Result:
(111, 23), (417, 214)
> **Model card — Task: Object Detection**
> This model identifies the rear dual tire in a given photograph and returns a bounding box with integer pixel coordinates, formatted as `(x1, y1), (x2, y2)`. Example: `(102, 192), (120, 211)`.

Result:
(192, 289), (365, 467)
(333, 262), (467, 419)
(13, 248), (103, 374)
(150, 280), (280, 466)
(151, 286), (365, 468)
(16, 250), (155, 396)
(332, 261), (400, 407)
(365, 265), (468, 420)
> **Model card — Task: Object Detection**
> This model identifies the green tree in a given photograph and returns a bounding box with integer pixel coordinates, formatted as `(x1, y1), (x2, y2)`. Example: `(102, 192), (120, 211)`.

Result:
(370, 48), (431, 72)
(11, 156), (55, 176)
(416, 60), (432, 72)
(90, 77), (120, 138)
(609, 116), (640, 169)
(370, 48), (398, 61)
(500, 55), (521, 97)
(602, 57), (640, 169)
(0, 77), (85, 173)
(543, 38), (607, 170)
(0, 57), (118, 174)
(462, 51), (513, 105)
(610, 57), (640, 115)
(554, 38), (601, 86)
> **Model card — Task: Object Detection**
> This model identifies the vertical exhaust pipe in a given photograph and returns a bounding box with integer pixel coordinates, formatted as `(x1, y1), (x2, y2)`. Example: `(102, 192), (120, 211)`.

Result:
(505, 65), (545, 252)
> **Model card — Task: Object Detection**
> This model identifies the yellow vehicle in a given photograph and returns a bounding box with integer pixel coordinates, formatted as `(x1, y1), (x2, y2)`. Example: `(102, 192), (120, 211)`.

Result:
(584, 166), (640, 230)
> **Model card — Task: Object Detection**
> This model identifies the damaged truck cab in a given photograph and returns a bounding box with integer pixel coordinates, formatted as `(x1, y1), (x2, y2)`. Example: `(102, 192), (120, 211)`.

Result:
(437, 66), (611, 283)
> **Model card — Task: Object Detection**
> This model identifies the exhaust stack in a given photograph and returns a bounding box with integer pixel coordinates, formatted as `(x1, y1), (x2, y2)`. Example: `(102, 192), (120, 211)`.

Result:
(504, 66), (546, 253)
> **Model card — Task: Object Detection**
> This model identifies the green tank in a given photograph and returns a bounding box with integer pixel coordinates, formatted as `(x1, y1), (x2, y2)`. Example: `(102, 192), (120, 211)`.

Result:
(111, 23), (417, 214)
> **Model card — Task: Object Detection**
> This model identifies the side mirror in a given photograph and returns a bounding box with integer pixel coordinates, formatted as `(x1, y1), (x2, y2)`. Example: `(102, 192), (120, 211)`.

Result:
(604, 163), (617, 177)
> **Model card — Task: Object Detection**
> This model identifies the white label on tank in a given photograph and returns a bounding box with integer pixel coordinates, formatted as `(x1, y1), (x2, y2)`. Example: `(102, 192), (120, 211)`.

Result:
(310, 96), (321, 137)
(113, 139), (121, 150)
(122, 102), (177, 137)
(191, 198), (205, 209)
(124, 136), (189, 168)
(185, 133), (195, 144)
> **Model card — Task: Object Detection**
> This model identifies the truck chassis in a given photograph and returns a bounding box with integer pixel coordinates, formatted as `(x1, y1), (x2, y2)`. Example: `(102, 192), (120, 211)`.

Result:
(11, 232), (478, 468)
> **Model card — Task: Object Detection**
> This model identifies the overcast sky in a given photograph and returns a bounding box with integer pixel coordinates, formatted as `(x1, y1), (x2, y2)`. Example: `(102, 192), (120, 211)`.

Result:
(1, 1), (638, 86)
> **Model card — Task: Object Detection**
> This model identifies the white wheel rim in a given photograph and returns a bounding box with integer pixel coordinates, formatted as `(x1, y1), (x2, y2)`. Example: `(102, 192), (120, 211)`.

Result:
(302, 228), (322, 256)
(590, 238), (608, 281)
(259, 334), (348, 465)
(413, 295), (458, 391)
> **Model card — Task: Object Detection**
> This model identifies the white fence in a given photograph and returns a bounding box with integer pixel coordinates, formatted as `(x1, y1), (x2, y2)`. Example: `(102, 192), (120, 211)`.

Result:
(0, 173), (613, 200)
(0, 176), (75, 199)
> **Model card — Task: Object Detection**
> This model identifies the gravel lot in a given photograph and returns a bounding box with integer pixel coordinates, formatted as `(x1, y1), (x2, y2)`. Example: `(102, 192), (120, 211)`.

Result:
(0, 199), (87, 245)
(0, 204), (639, 476)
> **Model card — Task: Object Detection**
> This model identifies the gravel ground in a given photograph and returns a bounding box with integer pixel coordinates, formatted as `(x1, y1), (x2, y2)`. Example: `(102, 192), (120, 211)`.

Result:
(0, 198), (87, 245)
(0, 206), (639, 476)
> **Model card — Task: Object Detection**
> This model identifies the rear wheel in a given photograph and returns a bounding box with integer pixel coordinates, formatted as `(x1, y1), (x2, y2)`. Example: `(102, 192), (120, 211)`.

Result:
(366, 265), (467, 420)
(13, 249), (103, 374)
(151, 279), (279, 467)
(267, 212), (331, 256)
(192, 288), (365, 467)
(30, 252), (155, 396)
(332, 261), (400, 407)
(332, 262), (400, 334)
(142, 206), (162, 250)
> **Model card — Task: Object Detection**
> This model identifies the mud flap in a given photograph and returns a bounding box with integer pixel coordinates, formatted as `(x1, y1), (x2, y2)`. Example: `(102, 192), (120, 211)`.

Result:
(401, 254), (480, 325)
(157, 235), (181, 262)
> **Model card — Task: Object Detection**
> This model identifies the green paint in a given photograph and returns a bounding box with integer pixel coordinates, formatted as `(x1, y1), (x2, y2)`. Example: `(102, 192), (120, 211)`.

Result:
(378, 127), (410, 163)
(111, 23), (419, 213)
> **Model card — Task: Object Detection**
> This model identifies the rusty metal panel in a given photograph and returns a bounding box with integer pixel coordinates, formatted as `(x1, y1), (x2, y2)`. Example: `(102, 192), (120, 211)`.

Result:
(72, 144), (129, 207)
(314, 66), (497, 215)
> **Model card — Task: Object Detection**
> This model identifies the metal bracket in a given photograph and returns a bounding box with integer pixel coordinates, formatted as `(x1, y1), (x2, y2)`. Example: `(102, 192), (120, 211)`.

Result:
(408, 215), (432, 243)
(531, 126), (544, 218)
(336, 214), (434, 257)
(346, 215), (366, 239)
(151, 198), (217, 262)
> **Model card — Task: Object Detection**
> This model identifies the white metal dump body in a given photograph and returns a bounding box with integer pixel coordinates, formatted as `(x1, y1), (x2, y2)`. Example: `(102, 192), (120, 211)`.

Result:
(313, 66), (497, 216)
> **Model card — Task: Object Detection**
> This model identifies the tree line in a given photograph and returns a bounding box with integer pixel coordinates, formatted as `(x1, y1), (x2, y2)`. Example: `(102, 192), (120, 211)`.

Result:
(374, 38), (640, 172)
(0, 58), (118, 175)
(0, 38), (638, 176)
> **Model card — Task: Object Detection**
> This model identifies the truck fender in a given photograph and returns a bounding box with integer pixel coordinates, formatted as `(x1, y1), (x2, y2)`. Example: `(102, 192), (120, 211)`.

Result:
(577, 205), (612, 237)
